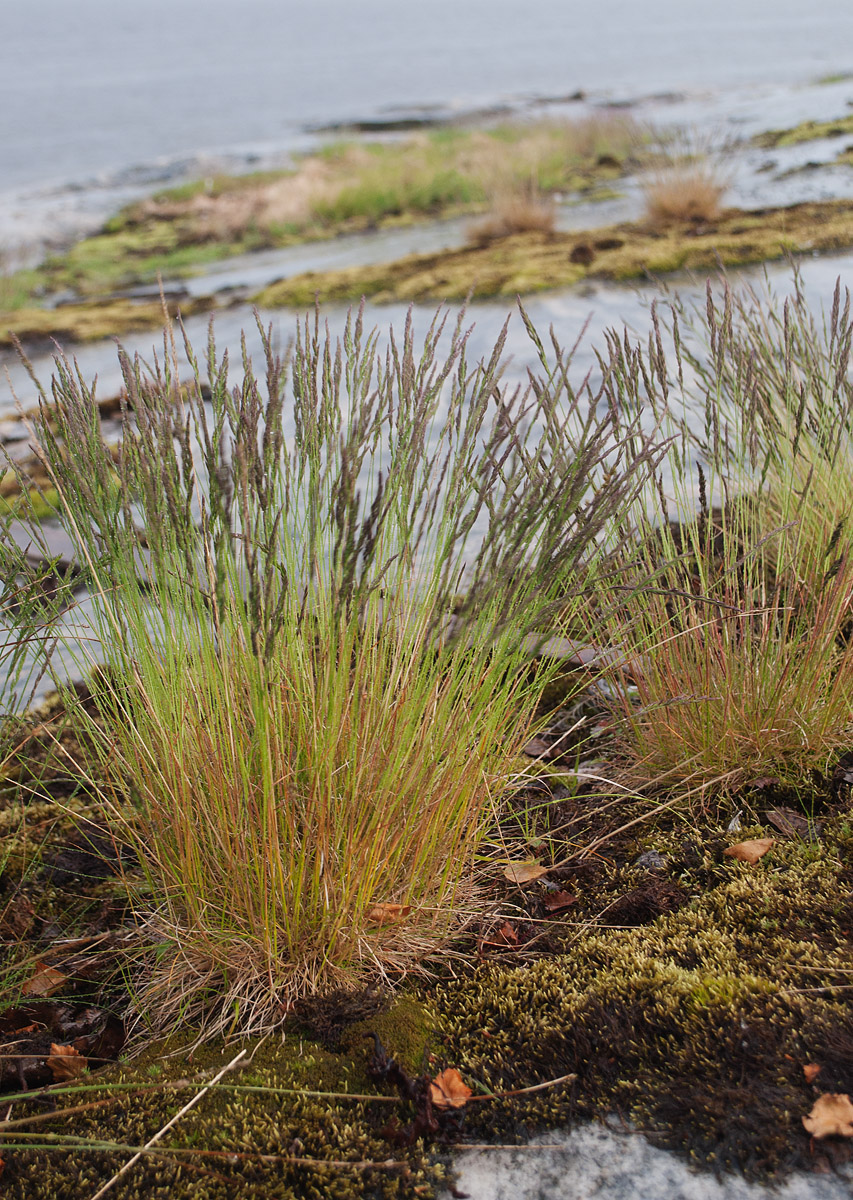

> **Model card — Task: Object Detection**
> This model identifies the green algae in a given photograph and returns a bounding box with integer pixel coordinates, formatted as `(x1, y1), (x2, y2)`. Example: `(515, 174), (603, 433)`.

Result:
(254, 199), (853, 308)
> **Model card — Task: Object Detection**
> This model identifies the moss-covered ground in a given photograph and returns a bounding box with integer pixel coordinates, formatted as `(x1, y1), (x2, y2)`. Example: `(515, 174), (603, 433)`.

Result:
(255, 199), (853, 308)
(753, 114), (853, 149)
(5, 198), (853, 347)
(0, 118), (640, 318)
(1, 685), (852, 1196)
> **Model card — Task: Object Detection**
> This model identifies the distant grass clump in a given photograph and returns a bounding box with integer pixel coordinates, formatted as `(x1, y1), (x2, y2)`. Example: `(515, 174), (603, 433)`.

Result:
(9, 305), (658, 1034)
(586, 280), (853, 797)
(643, 160), (728, 228)
(467, 186), (556, 246)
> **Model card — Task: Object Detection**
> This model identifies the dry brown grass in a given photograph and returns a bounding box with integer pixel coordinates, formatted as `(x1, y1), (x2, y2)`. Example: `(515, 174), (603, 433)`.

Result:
(643, 162), (728, 229)
(467, 187), (556, 246)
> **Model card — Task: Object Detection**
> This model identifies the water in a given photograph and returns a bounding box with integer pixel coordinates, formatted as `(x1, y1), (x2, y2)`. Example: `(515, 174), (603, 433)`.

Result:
(4, 0), (853, 257)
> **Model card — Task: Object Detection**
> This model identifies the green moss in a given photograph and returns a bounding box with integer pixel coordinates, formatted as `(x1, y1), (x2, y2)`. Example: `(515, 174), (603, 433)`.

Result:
(1, 998), (445, 1199)
(0, 295), (213, 346)
(0, 267), (47, 311)
(0, 487), (61, 520)
(753, 114), (853, 148)
(254, 199), (853, 308)
(428, 822), (853, 1179)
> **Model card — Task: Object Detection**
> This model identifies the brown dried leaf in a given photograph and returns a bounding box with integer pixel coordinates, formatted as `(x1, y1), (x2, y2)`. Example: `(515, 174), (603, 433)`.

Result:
(366, 903), (412, 924)
(543, 890), (577, 913)
(21, 963), (67, 998)
(46, 1043), (87, 1082)
(430, 1067), (472, 1110)
(803, 1093), (853, 1139)
(749, 776), (779, 791)
(723, 838), (775, 864)
(482, 921), (519, 950)
(804, 1063), (823, 1084)
(522, 737), (553, 759)
(765, 807), (822, 841)
(504, 860), (549, 884)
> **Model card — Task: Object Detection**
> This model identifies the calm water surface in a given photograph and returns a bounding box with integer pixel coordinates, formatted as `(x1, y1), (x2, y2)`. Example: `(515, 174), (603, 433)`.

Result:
(5, 0), (853, 193)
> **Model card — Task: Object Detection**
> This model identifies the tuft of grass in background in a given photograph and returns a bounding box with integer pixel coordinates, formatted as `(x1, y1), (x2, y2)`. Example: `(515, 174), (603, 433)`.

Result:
(643, 163), (727, 228)
(641, 135), (729, 229)
(467, 186), (556, 246)
(585, 280), (853, 798)
(11, 304), (660, 1034)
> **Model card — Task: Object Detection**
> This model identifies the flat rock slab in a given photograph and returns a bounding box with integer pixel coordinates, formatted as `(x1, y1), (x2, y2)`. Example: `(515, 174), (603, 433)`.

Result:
(442, 1125), (852, 1200)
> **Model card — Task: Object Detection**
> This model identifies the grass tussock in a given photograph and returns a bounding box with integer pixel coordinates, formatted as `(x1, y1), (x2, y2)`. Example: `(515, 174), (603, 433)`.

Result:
(467, 186), (556, 246)
(8, 304), (659, 1033)
(585, 279), (853, 795)
(643, 161), (728, 228)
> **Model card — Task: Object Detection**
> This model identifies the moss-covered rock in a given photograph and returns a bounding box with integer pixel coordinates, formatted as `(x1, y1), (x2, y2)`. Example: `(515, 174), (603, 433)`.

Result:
(254, 200), (853, 308)
(753, 115), (853, 149)
(0, 997), (444, 1200)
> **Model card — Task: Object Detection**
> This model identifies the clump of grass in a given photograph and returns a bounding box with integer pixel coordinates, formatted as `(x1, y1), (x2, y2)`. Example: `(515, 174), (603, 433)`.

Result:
(467, 185), (555, 246)
(642, 136), (728, 229)
(587, 280), (853, 797)
(14, 304), (660, 1034)
(643, 163), (727, 228)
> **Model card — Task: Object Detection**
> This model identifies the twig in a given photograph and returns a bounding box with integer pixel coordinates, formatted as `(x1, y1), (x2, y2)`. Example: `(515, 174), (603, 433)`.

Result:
(88, 1049), (247, 1200)
(467, 1072), (576, 1102)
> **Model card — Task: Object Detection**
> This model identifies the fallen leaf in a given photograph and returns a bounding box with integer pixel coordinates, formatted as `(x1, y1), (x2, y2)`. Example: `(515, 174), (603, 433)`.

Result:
(21, 963), (67, 998)
(46, 1043), (87, 1082)
(749, 776), (779, 791)
(723, 838), (775, 864)
(803, 1093), (853, 1139)
(430, 1067), (472, 1110)
(482, 921), (519, 949)
(503, 860), (549, 884)
(366, 903), (412, 924)
(804, 1063), (823, 1084)
(765, 807), (823, 842)
(522, 737), (553, 759)
(543, 890), (577, 913)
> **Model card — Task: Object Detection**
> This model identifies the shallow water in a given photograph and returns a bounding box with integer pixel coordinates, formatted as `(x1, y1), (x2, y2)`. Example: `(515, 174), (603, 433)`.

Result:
(4, 0), (853, 258)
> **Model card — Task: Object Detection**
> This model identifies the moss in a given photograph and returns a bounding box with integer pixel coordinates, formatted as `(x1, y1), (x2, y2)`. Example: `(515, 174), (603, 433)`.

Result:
(255, 199), (853, 308)
(1, 998), (444, 1199)
(0, 487), (61, 520)
(753, 114), (853, 148)
(0, 295), (215, 346)
(50, 229), (250, 296)
(429, 823), (853, 1179)
(0, 267), (48, 311)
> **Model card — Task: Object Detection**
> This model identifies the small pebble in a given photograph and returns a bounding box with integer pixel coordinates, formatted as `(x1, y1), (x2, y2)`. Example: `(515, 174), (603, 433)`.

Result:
(635, 850), (667, 871)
